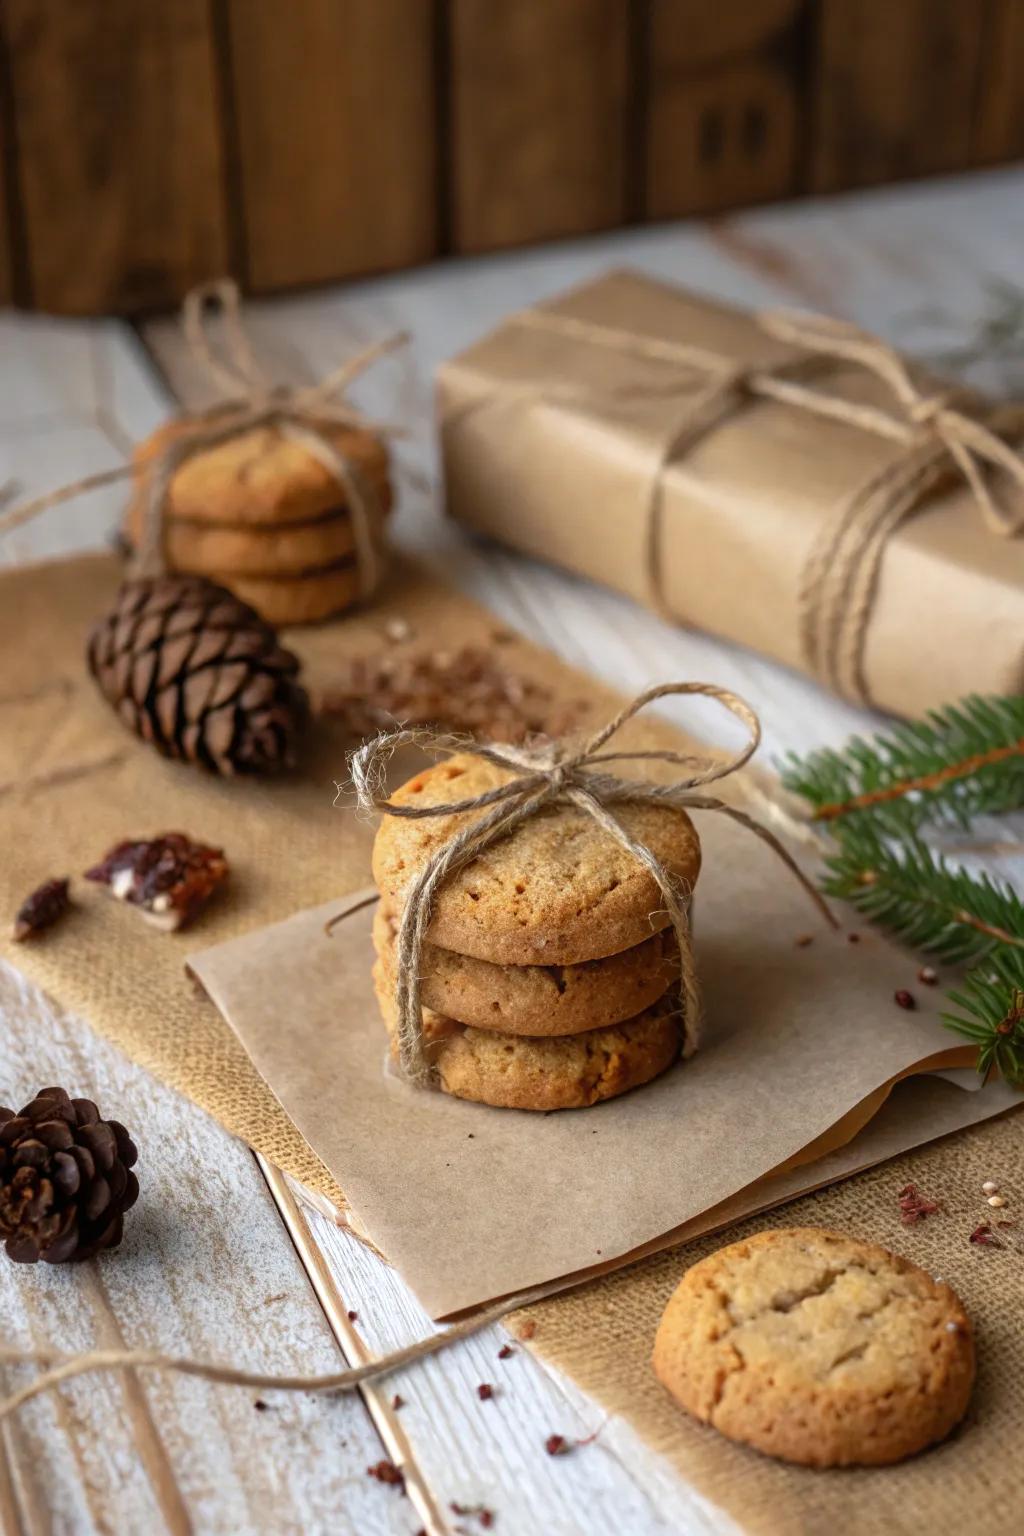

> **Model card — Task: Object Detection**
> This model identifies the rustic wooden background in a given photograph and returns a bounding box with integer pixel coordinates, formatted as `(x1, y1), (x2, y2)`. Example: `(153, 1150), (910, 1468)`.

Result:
(1, 0), (1023, 316)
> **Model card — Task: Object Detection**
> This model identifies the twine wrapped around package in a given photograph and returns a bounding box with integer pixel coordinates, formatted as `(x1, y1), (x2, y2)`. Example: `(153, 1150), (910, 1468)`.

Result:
(439, 271), (1024, 713)
(0, 279), (405, 597)
(352, 682), (835, 1085)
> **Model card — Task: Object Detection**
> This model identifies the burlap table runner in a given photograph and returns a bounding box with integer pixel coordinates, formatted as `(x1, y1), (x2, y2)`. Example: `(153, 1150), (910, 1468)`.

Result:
(3, 551), (1021, 1531)
(517, 1111), (1022, 1536)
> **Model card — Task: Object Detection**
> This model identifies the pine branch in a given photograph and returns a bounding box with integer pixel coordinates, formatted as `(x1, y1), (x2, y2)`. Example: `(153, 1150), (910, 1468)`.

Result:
(944, 949), (1024, 1085)
(781, 695), (1024, 833)
(821, 828), (1024, 966)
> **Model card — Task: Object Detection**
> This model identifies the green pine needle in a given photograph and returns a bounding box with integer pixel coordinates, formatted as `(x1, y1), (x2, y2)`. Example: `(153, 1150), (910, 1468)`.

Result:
(944, 950), (1024, 1086)
(781, 694), (1024, 833)
(821, 828), (1024, 966)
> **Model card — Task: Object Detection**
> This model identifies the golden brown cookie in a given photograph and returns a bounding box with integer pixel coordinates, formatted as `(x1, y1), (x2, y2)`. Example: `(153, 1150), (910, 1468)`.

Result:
(373, 899), (678, 1035)
(652, 1227), (975, 1467)
(374, 957), (681, 1110)
(124, 503), (361, 578)
(213, 559), (362, 626)
(129, 415), (391, 527)
(371, 753), (701, 965)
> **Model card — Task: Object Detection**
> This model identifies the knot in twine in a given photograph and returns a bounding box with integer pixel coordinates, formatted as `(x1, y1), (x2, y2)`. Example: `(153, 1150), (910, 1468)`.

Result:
(351, 682), (835, 1086)
(759, 308), (1024, 538)
(0, 278), (408, 597)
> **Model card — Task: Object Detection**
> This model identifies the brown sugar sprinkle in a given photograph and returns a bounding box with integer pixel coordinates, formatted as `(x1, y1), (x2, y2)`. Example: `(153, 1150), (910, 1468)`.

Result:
(898, 1182), (940, 1224)
(12, 877), (70, 942)
(894, 989), (916, 1011)
(497, 1344), (514, 1359)
(367, 1459), (404, 1486)
(477, 1382), (494, 1401)
(317, 644), (587, 745)
(545, 1434), (569, 1456)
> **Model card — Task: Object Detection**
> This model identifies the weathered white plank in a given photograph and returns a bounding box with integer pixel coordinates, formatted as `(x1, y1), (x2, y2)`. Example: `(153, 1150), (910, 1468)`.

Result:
(0, 965), (419, 1536)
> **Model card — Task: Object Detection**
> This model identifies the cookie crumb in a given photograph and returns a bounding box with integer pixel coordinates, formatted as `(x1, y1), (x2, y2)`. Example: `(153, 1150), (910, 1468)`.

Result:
(367, 1460), (404, 1486)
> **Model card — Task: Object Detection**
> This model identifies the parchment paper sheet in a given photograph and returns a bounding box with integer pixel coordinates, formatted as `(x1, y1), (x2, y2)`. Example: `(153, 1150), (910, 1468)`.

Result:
(190, 815), (1017, 1317)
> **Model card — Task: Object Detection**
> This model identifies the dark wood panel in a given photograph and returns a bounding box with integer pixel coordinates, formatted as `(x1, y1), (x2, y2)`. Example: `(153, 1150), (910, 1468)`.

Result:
(645, 0), (802, 218)
(226, 0), (437, 292)
(449, 0), (630, 252)
(811, 0), (985, 192)
(4, 0), (229, 313)
(972, 0), (1024, 164)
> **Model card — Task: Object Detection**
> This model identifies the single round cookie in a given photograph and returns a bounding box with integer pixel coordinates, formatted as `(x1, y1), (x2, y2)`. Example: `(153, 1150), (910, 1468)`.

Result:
(652, 1227), (975, 1467)
(125, 502), (364, 577)
(373, 899), (678, 1035)
(214, 560), (362, 626)
(371, 753), (701, 965)
(374, 960), (682, 1110)
(130, 415), (391, 526)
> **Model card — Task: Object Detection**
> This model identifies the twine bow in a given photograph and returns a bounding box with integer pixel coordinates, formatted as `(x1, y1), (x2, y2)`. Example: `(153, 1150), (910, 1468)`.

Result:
(759, 308), (1024, 539)
(351, 682), (835, 1086)
(0, 279), (407, 597)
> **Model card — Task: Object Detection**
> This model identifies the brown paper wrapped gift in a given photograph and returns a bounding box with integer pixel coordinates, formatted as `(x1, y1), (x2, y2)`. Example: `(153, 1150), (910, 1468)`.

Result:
(438, 269), (1024, 717)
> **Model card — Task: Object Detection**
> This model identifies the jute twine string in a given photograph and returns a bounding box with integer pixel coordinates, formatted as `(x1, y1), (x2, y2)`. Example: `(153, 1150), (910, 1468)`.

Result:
(350, 682), (836, 1087)
(0, 1288), (543, 1425)
(507, 306), (1024, 704)
(0, 279), (407, 598)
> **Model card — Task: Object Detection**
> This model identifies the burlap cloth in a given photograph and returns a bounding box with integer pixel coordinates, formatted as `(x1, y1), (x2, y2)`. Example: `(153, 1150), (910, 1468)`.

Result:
(3, 552), (1022, 1533)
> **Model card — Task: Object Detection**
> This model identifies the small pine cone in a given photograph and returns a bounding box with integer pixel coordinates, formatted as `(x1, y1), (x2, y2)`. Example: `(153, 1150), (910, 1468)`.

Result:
(0, 1088), (139, 1264)
(87, 575), (308, 775)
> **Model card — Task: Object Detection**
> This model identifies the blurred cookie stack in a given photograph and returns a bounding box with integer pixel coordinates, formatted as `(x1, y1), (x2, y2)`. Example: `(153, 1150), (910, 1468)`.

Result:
(124, 417), (392, 626)
(371, 751), (701, 1110)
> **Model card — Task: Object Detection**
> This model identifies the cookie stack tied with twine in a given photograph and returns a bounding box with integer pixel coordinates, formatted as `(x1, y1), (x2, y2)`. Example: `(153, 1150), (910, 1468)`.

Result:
(122, 280), (398, 625)
(355, 683), (833, 1111)
(1, 278), (404, 629)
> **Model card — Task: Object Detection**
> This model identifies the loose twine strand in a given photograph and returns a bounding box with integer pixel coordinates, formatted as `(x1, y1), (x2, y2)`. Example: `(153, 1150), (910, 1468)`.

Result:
(0, 1289), (537, 1425)
(0, 279), (406, 597)
(507, 305), (1024, 705)
(350, 682), (836, 1086)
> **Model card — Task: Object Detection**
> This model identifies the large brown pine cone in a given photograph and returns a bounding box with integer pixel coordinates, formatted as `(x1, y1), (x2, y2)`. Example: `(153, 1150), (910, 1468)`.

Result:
(0, 1088), (139, 1264)
(87, 574), (308, 775)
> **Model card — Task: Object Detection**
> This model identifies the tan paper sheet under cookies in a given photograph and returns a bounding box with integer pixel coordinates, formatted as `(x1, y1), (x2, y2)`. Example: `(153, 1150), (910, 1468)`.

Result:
(189, 857), (1018, 1316)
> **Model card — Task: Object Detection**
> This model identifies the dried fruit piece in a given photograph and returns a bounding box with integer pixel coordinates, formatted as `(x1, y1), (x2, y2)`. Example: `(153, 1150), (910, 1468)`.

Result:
(85, 834), (228, 931)
(12, 878), (70, 942)
(898, 1182), (940, 1225)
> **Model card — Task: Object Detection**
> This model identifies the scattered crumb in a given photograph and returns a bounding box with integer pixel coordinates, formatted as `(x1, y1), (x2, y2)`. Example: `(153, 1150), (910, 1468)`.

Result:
(253, 1399), (269, 1412)
(518, 1320), (537, 1341)
(544, 1434), (568, 1456)
(367, 1460), (404, 1487)
(347, 1310), (359, 1322)
(497, 1344), (514, 1359)
(391, 1394), (405, 1411)
(794, 934), (814, 948)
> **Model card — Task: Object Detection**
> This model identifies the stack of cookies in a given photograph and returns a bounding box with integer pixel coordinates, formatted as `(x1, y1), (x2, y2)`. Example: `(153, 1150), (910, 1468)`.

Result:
(124, 418), (392, 626)
(371, 752), (702, 1111)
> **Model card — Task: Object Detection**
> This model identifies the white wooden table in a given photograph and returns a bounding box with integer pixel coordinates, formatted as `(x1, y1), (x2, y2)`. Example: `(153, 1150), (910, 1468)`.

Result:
(2, 164), (1022, 1536)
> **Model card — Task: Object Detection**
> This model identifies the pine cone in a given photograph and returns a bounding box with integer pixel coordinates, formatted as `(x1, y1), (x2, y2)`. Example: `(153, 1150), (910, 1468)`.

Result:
(87, 575), (308, 775)
(0, 1088), (139, 1264)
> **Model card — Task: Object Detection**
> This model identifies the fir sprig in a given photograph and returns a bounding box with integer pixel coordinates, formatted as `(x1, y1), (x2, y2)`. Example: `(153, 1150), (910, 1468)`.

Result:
(944, 950), (1024, 1085)
(821, 828), (1024, 966)
(782, 695), (1024, 834)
